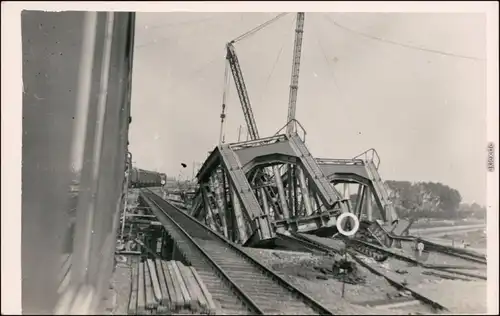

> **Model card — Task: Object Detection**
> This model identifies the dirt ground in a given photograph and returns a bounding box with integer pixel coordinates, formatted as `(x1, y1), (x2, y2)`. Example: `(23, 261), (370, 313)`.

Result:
(241, 246), (489, 315)
(241, 248), (415, 315)
(106, 248), (487, 315)
(417, 279), (487, 314)
(439, 229), (487, 250)
(101, 259), (133, 315)
(106, 205), (487, 315)
(107, 251), (405, 315)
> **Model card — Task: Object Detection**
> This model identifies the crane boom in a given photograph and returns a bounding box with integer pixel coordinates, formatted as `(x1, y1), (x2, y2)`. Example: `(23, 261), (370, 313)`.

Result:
(226, 42), (260, 140)
(286, 12), (305, 134)
(223, 14), (299, 221)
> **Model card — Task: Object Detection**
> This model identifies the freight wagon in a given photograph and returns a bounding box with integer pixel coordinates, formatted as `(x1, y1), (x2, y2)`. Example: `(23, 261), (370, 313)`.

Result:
(129, 168), (167, 188)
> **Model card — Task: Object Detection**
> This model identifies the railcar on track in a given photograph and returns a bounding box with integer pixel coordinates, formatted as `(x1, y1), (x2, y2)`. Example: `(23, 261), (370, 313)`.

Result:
(129, 168), (167, 188)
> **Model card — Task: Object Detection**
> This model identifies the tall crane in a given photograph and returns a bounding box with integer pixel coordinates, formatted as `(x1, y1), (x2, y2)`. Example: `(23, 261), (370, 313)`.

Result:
(286, 12), (305, 135)
(225, 41), (260, 140)
(223, 13), (293, 219)
(220, 13), (305, 140)
(219, 12), (288, 143)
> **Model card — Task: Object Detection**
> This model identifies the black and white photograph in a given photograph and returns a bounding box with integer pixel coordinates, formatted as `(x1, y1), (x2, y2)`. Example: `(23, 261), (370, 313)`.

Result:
(2, 2), (498, 315)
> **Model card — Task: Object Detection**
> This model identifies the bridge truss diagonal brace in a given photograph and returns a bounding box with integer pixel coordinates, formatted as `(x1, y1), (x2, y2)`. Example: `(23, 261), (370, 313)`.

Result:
(230, 134), (346, 213)
(286, 133), (348, 212)
(321, 161), (398, 225)
(216, 145), (273, 241)
(328, 173), (389, 223)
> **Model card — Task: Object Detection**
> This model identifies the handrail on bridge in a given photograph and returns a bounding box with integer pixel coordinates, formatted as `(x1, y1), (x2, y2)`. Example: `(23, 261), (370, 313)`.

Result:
(315, 158), (365, 165)
(274, 119), (307, 142)
(228, 133), (288, 151)
(353, 148), (381, 170)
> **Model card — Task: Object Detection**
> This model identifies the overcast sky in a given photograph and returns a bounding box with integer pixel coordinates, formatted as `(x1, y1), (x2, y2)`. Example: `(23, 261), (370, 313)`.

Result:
(128, 12), (486, 204)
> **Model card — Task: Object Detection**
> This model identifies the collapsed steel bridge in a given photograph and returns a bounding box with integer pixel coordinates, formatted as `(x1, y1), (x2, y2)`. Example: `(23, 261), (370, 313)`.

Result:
(189, 122), (405, 247)
(188, 12), (408, 248)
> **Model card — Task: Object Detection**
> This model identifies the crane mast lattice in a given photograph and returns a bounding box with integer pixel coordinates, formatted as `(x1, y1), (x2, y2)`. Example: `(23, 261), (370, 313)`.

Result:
(225, 41), (260, 140)
(286, 12), (305, 134)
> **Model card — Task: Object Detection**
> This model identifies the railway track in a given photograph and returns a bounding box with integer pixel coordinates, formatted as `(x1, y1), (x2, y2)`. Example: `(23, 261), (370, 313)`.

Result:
(281, 233), (452, 314)
(293, 232), (486, 281)
(351, 220), (487, 266)
(352, 229), (487, 267)
(140, 189), (334, 315)
(349, 238), (486, 275)
(390, 236), (487, 265)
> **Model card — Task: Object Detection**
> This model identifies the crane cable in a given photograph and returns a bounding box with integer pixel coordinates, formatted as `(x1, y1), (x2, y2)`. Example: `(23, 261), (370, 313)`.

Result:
(232, 12), (290, 44)
(219, 61), (231, 145)
(257, 15), (297, 110)
(311, 22), (355, 127)
(221, 12), (291, 143)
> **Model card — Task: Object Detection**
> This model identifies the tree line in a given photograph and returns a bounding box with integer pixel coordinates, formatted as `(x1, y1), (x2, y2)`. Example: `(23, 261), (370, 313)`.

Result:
(375, 181), (486, 220)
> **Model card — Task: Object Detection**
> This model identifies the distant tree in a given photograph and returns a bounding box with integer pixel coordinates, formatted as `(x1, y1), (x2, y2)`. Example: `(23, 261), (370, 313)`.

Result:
(382, 180), (465, 220)
(341, 179), (473, 221)
(459, 202), (487, 220)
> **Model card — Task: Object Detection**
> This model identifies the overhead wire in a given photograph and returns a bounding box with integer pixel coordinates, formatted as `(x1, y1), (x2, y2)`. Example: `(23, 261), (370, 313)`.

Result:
(136, 13), (242, 49)
(311, 20), (341, 93)
(256, 14), (297, 111)
(145, 15), (220, 31)
(166, 52), (222, 97)
(322, 13), (485, 62)
(310, 17), (355, 125)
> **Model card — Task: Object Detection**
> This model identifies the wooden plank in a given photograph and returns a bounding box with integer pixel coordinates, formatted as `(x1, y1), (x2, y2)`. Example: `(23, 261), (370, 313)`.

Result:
(154, 259), (171, 308)
(144, 258), (158, 310)
(137, 261), (147, 314)
(171, 261), (193, 310)
(177, 262), (205, 313)
(161, 260), (183, 310)
(128, 258), (139, 315)
(189, 266), (217, 314)
(167, 261), (188, 310)
(147, 259), (162, 302)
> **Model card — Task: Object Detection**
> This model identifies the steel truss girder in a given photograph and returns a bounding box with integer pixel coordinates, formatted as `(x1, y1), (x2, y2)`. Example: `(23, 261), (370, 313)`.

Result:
(193, 160), (344, 244)
(324, 171), (395, 224)
(318, 154), (398, 224)
(191, 137), (353, 245)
